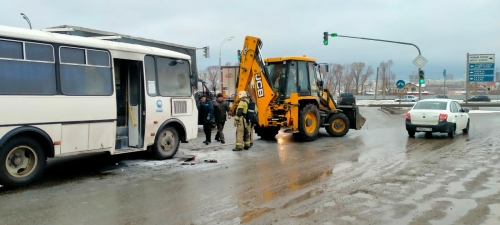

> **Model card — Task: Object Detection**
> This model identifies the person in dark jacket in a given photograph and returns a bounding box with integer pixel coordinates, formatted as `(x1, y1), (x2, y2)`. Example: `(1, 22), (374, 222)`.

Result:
(197, 95), (215, 145)
(213, 93), (231, 144)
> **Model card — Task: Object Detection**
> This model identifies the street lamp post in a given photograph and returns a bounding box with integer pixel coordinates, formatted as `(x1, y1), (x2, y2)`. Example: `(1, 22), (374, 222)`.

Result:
(219, 36), (234, 95)
(20, 13), (32, 29)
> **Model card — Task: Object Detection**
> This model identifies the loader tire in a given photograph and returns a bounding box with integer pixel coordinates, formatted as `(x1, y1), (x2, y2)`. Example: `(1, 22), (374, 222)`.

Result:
(325, 113), (350, 137)
(255, 126), (279, 140)
(296, 103), (320, 142)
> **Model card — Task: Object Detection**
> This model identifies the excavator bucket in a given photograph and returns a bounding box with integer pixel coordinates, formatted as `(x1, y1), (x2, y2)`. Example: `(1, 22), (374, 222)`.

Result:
(338, 105), (366, 130)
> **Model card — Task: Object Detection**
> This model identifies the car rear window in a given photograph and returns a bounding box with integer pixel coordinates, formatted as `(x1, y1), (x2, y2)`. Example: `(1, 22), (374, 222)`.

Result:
(340, 93), (354, 97)
(413, 101), (447, 110)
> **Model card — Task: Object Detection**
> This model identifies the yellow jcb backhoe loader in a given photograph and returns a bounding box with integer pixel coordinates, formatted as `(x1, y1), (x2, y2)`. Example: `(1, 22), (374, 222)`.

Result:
(230, 36), (366, 142)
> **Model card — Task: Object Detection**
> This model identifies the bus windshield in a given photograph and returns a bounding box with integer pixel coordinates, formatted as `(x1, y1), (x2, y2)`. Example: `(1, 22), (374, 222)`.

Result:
(157, 58), (191, 96)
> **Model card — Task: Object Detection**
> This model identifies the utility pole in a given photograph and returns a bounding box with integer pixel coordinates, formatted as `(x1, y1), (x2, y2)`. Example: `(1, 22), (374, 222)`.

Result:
(466, 53), (469, 103)
(374, 67), (379, 100)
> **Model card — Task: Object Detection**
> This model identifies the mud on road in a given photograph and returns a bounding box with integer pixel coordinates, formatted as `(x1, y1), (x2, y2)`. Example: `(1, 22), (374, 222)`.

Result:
(1, 108), (500, 225)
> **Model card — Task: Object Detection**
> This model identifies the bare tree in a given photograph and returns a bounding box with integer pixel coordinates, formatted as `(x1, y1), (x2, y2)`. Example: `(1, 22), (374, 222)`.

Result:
(359, 65), (374, 94)
(224, 62), (231, 66)
(205, 66), (219, 91)
(350, 62), (365, 94)
(342, 64), (354, 93)
(332, 64), (344, 95)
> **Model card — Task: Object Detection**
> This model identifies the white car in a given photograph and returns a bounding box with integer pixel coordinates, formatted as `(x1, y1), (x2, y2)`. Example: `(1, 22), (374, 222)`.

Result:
(405, 99), (470, 138)
(395, 95), (419, 102)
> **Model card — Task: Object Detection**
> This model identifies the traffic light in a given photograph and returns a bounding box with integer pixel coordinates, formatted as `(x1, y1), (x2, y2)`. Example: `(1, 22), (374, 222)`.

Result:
(323, 32), (328, 45)
(203, 46), (209, 58)
(237, 49), (241, 60)
(419, 70), (425, 84)
(330, 33), (338, 37)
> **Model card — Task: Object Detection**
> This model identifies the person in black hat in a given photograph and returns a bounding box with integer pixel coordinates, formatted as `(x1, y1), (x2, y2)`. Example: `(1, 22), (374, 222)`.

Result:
(197, 94), (215, 145)
(212, 93), (231, 144)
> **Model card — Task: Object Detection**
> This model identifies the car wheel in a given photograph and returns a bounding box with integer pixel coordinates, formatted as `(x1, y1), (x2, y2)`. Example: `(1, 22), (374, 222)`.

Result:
(462, 119), (469, 134)
(407, 130), (415, 137)
(448, 124), (456, 138)
(412, 100), (416, 102)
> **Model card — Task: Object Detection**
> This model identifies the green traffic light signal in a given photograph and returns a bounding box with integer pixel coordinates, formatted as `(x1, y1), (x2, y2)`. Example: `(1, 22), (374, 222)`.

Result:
(323, 40), (328, 45)
(330, 33), (337, 37)
(419, 78), (425, 84)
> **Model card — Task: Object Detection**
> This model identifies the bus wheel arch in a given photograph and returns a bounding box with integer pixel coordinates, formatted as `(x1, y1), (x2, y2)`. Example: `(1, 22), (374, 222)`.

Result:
(0, 127), (51, 187)
(0, 127), (54, 158)
(153, 119), (186, 160)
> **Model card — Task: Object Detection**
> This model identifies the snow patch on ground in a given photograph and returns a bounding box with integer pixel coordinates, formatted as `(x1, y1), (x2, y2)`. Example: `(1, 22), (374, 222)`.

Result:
(356, 99), (500, 106)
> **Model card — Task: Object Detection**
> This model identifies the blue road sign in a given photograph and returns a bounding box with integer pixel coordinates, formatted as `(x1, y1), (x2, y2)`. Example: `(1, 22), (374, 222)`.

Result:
(469, 63), (494, 69)
(469, 69), (494, 75)
(396, 80), (405, 89)
(469, 76), (494, 82)
(468, 54), (495, 82)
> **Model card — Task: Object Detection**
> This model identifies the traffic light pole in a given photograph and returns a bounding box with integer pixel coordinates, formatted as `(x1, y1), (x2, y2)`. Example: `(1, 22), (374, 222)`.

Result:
(323, 33), (423, 99)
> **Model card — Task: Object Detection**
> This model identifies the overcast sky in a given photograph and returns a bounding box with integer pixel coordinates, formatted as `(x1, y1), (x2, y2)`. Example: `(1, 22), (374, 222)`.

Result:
(2, 0), (499, 81)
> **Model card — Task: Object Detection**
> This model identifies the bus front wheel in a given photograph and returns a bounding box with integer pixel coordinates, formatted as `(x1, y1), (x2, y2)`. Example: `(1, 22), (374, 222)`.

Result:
(152, 126), (180, 160)
(0, 136), (47, 187)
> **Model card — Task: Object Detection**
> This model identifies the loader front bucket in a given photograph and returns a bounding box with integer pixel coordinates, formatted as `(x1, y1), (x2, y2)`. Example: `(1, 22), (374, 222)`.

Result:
(338, 105), (366, 130)
(355, 109), (366, 130)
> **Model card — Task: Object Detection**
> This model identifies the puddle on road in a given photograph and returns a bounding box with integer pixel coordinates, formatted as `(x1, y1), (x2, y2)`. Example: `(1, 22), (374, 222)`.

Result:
(483, 204), (500, 225)
(282, 188), (325, 209)
(240, 207), (275, 224)
(401, 183), (441, 204)
(340, 215), (356, 221)
(471, 177), (500, 198)
(446, 167), (488, 195)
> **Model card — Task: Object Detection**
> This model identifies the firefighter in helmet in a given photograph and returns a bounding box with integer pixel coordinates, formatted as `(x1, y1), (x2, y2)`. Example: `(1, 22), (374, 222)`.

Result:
(233, 90), (251, 151)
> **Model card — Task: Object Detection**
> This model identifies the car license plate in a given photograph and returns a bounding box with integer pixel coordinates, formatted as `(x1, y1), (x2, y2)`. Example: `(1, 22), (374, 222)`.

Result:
(416, 127), (432, 131)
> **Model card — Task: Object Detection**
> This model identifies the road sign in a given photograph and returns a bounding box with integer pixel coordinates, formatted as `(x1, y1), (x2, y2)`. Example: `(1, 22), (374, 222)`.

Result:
(393, 88), (408, 93)
(469, 76), (494, 82)
(467, 54), (495, 82)
(396, 80), (405, 89)
(412, 55), (427, 68)
(469, 63), (494, 69)
(469, 54), (494, 63)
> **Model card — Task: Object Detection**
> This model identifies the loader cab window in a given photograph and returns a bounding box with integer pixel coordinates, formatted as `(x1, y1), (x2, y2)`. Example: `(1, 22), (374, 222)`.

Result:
(285, 61), (298, 98)
(266, 61), (287, 95)
(296, 61), (310, 96)
(308, 62), (319, 96)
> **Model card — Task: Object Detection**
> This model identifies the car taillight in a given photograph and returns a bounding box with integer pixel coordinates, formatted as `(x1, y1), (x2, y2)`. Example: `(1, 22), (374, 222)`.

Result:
(439, 113), (448, 122)
(406, 113), (411, 122)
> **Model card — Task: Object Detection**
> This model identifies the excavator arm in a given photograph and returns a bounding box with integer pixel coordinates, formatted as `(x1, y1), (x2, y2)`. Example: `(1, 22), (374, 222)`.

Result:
(230, 36), (277, 127)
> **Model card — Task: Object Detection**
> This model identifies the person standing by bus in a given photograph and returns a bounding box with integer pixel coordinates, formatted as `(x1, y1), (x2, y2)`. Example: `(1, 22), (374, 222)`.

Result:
(197, 95), (215, 145)
(213, 93), (231, 144)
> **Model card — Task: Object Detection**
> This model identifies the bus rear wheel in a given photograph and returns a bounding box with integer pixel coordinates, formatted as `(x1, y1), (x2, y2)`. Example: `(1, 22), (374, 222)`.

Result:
(0, 136), (46, 187)
(153, 126), (180, 160)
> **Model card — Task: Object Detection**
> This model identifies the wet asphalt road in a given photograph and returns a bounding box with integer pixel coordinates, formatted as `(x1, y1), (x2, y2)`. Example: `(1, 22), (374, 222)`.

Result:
(1, 108), (500, 225)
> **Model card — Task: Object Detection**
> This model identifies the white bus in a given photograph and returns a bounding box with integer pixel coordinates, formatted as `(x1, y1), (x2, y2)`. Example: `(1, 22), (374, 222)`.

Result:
(0, 25), (198, 187)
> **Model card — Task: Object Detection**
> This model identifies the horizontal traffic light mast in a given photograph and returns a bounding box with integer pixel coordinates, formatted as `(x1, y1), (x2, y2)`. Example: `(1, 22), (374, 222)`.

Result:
(322, 32), (425, 99)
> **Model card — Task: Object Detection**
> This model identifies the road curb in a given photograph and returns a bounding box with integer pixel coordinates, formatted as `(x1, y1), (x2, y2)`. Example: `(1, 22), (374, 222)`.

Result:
(380, 107), (409, 115)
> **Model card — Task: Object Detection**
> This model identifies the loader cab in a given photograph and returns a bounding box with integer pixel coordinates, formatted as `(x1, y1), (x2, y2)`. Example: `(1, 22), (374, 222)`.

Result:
(264, 56), (319, 101)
